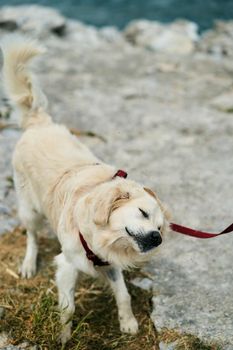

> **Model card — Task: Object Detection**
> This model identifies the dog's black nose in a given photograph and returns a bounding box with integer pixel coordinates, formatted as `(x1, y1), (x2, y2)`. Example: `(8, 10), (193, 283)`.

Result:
(126, 227), (162, 252)
(149, 230), (162, 247)
(137, 230), (162, 252)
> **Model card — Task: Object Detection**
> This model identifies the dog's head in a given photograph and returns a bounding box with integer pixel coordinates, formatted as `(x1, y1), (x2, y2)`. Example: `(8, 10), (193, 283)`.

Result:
(76, 179), (168, 268)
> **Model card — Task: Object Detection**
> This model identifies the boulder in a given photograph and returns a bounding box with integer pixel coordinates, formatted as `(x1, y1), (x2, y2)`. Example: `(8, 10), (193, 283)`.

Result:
(198, 20), (233, 57)
(99, 26), (123, 43)
(124, 19), (199, 55)
(0, 6), (66, 38)
(65, 20), (102, 48)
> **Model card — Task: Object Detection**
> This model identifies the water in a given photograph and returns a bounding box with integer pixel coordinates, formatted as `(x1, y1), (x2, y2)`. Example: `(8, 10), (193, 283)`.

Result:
(1, 0), (233, 31)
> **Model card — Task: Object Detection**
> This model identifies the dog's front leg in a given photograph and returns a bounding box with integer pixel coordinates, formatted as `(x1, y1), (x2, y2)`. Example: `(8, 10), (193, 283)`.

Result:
(55, 253), (78, 345)
(20, 229), (38, 278)
(103, 267), (138, 334)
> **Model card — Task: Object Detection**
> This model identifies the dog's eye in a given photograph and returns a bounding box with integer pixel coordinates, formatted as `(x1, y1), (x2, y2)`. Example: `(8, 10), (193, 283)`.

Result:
(139, 208), (149, 219)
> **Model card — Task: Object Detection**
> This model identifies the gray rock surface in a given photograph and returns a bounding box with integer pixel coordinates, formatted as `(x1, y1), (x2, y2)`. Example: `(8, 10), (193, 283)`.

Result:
(130, 277), (153, 290)
(211, 89), (233, 112)
(0, 332), (9, 347)
(149, 234), (233, 347)
(0, 5), (233, 348)
(159, 341), (178, 350)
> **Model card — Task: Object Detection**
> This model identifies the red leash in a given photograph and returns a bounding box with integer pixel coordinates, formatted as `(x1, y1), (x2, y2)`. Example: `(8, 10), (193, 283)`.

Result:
(114, 169), (233, 240)
(170, 222), (233, 239)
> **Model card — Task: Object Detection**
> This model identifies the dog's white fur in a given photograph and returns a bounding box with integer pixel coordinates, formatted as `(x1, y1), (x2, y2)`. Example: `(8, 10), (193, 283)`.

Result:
(2, 37), (167, 344)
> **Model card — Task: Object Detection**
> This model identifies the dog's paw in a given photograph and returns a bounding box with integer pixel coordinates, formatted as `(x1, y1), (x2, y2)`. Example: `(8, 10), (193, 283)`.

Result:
(20, 258), (37, 278)
(59, 325), (72, 345)
(120, 316), (138, 334)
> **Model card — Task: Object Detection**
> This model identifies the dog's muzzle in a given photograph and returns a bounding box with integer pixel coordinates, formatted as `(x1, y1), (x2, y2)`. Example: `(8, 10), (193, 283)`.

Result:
(125, 227), (162, 252)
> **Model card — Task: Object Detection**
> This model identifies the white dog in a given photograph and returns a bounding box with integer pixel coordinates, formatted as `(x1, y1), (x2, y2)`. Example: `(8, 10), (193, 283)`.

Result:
(2, 37), (167, 344)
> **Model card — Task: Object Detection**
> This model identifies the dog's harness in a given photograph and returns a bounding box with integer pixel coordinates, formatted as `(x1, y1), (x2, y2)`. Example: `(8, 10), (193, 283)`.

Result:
(79, 168), (233, 266)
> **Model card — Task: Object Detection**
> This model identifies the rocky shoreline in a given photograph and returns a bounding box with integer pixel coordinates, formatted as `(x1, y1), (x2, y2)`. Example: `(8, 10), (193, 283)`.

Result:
(0, 5), (233, 349)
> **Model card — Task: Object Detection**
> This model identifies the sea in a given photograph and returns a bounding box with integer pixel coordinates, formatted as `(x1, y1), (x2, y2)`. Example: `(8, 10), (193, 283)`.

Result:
(0, 0), (233, 32)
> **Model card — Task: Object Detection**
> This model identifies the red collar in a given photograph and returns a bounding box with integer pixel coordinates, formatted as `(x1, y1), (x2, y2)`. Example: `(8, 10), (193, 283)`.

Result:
(79, 231), (109, 266)
(112, 169), (127, 179)
(79, 169), (127, 267)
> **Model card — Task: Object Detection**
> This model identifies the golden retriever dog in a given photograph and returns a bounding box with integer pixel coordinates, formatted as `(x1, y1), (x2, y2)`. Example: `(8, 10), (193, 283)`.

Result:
(2, 37), (167, 344)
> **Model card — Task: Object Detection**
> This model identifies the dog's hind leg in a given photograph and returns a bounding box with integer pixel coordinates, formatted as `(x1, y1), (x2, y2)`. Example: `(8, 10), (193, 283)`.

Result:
(55, 253), (78, 345)
(18, 202), (43, 278)
(103, 267), (138, 334)
(14, 172), (43, 278)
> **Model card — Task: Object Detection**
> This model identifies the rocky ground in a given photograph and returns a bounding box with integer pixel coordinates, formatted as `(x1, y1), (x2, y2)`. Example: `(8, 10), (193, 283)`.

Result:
(0, 5), (233, 350)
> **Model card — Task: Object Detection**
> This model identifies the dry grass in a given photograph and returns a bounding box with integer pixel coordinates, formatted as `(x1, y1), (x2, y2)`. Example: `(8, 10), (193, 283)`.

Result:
(0, 227), (220, 350)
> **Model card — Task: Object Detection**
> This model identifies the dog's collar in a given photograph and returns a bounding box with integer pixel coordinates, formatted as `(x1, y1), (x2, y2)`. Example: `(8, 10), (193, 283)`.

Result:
(112, 169), (127, 179)
(79, 169), (127, 267)
(79, 231), (109, 266)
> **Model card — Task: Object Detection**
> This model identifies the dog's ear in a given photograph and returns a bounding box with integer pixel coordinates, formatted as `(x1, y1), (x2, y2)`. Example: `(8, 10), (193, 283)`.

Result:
(94, 187), (130, 226)
(144, 187), (171, 222)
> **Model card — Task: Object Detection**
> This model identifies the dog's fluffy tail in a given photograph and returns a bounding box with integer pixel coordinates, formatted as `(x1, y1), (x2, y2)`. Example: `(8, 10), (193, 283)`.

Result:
(1, 36), (50, 129)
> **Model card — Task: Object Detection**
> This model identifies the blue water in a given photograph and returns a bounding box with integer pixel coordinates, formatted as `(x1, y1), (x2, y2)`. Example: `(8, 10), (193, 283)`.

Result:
(1, 0), (233, 31)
